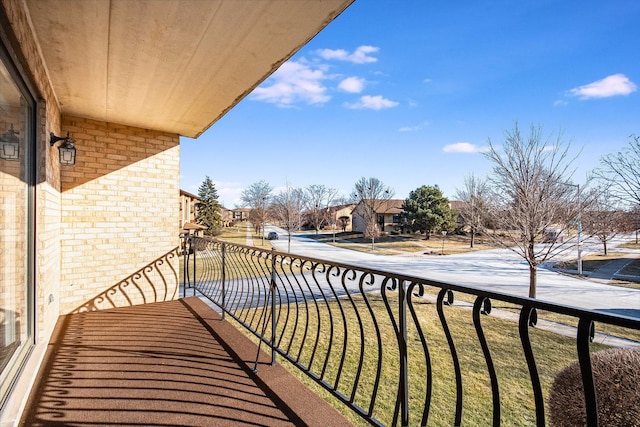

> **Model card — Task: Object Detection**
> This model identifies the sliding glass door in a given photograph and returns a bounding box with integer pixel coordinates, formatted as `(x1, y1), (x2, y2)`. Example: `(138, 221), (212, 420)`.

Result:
(0, 40), (35, 407)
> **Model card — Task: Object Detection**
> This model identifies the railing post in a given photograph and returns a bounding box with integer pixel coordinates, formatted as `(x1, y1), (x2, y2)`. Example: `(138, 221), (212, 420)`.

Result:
(192, 236), (197, 297)
(270, 254), (277, 366)
(577, 318), (598, 426)
(181, 234), (187, 299)
(221, 243), (226, 321)
(398, 279), (409, 427)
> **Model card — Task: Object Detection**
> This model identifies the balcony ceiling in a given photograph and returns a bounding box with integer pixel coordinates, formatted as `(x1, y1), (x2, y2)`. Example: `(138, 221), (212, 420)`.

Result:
(25, 0), (353, 138)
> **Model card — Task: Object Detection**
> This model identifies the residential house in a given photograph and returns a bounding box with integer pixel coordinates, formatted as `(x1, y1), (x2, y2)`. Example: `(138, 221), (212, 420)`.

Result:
(330, 203), (356, 232)
(232, 207), (252, 223)
(351, 199), (405, 234)
(0, 0), (353, 423)
(221, 206), (233, 227)
(180, 189), (232, 232)
(179, 189), (201, 231)
(449, 200), (466, 229)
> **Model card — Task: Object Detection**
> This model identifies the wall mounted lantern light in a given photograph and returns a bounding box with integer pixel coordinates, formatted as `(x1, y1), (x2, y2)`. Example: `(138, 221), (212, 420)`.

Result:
(0, 124), (20, 161)
(50, 132), (76, 166)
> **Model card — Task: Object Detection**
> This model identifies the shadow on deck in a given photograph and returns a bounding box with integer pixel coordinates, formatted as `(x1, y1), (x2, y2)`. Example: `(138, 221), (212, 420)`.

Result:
(20, 297), (351, 426)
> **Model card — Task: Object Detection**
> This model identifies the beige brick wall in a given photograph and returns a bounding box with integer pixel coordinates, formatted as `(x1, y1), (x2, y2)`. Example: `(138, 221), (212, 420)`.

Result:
(59, 116), (181, 313)
(1, 2), (182, 422)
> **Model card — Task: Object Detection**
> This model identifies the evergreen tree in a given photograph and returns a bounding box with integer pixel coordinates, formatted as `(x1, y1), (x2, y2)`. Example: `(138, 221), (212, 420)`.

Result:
(196, 176), (222, 236)
(402, 185), (456, 240)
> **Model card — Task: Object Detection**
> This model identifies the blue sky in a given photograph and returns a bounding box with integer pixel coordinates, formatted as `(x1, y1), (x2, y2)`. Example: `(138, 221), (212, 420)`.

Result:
(180, 1), (640, 207)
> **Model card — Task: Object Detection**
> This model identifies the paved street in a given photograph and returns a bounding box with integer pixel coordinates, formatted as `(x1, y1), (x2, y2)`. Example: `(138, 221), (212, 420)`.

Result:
(265, 227), (640, 317)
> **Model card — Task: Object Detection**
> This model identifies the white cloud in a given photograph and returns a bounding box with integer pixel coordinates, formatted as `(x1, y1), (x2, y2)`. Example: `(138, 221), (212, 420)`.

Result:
(568, 73), (637, 99)
(214, 180), (244, 207)
(316, 45), (379, 64)
(338, 76), (366, 93)
(399, 121), (430, 132)
(442, 142), (489, 153)
(345, 95), (399, 110)
(250, 61), (331, 107)
(554, 99), (568, 107)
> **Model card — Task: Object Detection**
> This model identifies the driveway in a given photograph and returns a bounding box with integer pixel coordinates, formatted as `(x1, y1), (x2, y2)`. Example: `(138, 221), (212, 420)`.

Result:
(266, 227), (640, 317)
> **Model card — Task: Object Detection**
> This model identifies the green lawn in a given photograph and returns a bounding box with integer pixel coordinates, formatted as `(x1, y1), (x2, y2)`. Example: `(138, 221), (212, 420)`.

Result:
(181, 230), (638, 425)
(233, 293), (609, 427)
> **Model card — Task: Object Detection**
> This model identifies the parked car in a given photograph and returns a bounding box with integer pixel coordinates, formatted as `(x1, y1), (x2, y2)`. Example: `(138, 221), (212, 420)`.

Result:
(542, 229), (563, 243)
(267, 231), (279, 240)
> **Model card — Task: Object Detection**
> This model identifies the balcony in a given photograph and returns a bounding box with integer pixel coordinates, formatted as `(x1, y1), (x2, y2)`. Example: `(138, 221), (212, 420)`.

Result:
(19, 297), (350, 426)
(20, 236), (640, 426)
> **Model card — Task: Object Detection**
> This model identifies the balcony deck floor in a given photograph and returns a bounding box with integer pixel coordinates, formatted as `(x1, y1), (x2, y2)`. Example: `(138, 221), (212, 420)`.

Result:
(19, 297), (351, 426)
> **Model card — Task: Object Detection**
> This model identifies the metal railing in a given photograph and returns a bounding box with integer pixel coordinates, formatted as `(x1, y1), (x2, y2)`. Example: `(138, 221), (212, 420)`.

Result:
(181, 235), (640, 427)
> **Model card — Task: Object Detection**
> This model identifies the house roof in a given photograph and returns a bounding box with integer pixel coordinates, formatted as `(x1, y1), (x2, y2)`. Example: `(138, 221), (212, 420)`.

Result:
(25, 0), (353, 138)
(180, 189), (201, 200)
(182, 222), (207, 231)
(449, 200), (465, 211)
(357, 199), (405, 214)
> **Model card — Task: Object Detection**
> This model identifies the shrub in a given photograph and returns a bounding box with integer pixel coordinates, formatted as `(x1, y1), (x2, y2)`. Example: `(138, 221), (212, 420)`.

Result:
(548, 348), (640, 426)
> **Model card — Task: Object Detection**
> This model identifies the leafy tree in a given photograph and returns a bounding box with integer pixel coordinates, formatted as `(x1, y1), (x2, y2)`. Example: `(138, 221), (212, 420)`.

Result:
(456, 174), (490, 248)
(270, 183), (307, 252)
(481, 123), (584, 298)
(195, 176), (222, 236)
(402, 185), (456, 240)
(240, 180), (273, 238)
(351, 177), (394, 249)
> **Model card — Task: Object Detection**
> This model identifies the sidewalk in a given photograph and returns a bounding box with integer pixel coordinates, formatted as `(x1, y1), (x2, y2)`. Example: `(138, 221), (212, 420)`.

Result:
(245, 224), (254, 246)
(587, 254), (640, 283)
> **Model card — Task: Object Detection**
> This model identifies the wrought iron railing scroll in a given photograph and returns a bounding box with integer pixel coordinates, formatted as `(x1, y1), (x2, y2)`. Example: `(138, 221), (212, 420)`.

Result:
(181, 235), (640, 427)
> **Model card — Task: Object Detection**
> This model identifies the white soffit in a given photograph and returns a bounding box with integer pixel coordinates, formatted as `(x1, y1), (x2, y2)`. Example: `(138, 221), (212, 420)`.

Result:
(25, 0), (353, 137)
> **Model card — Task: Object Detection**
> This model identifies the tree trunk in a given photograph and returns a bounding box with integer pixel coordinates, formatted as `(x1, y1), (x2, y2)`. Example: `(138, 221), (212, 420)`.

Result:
(424, 230), (430, 240)
(603, 239), (608, 256)
(529, 264), (537, 298)
(470, 229), (475, 248)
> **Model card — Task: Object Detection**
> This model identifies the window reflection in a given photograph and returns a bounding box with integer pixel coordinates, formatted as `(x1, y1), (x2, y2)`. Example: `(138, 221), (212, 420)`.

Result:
(0, 49), (33, 405)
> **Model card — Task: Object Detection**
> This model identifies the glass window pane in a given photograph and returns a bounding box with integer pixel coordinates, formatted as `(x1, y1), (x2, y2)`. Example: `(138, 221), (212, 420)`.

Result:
(0, 50), (33, 404)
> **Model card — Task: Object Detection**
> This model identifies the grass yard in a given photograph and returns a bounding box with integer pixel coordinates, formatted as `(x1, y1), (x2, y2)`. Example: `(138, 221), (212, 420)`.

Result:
(306, 231), (500, 255)
(233, 293), (609, 427)
(182, 227), (639, 424)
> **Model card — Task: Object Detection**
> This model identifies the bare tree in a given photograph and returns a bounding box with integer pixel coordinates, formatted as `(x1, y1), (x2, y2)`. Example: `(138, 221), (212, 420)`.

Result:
(456, 174), (490, 248)
(620, 206), (640, 244)
(582, 188), (625, 255)
(337, 216), (350, 232)
(351, 177), (395, 249)
(593, 134), (640, 208)
(240, 180), (273, 243)
(482, 123), (583, 298)
(304, 184), (338, 235)
(270, 183), (307, 253)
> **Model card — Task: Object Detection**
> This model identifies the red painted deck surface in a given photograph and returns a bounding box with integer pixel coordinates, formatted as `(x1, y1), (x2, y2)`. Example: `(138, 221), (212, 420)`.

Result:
(20, 297), (351, 426)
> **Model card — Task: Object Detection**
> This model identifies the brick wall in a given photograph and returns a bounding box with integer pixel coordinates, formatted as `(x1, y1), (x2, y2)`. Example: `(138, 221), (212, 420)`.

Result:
(1, 1), (182, 422)
(59, 116), (181, 313)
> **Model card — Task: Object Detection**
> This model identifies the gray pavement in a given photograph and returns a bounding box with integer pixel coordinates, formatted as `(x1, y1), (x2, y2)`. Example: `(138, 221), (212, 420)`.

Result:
(266, 227), (640, 313)
(586, 254), (640, 283)
(261, 226), (640, 348)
